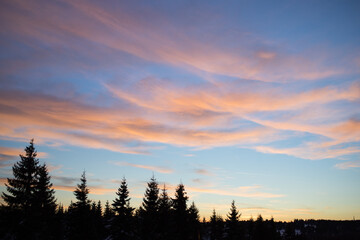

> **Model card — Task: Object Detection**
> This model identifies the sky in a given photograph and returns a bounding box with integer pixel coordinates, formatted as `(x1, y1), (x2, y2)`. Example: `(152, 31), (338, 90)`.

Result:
(0, 0), (359, 221)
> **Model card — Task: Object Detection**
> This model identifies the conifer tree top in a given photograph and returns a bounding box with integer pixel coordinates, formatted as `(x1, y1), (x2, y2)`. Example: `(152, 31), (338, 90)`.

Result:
(74, 171), (90, 208)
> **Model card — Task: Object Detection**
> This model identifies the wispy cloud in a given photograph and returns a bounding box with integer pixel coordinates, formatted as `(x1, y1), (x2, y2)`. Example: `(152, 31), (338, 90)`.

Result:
(0, 0), (351, 83)
(335, 160), (360, 169)
(195, 169), (214, 176)
(0, 146), (48, 168)
(53, 184), (114, 195)
(187, 185), (284, 199)
(111, 161), (173, 174)
(0, 0), (358, 164)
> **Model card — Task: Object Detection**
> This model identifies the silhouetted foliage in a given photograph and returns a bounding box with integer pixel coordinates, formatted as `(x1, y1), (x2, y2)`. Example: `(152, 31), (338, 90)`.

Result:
(210, 209), (224, 240)
(67, 171), (97, 240)
(172, 183), (190, 240)
(225, 200), (242, 240)
(2, 140), (360, 240)
(73, 171), (91, 209)
(158, 185), (172, 240)
(111, 177), (134, 240)
(188, 201), (201, 240)
(2, 139), (39, 213)
(0, 139), (58, 239)
(139, 176), (160, 240)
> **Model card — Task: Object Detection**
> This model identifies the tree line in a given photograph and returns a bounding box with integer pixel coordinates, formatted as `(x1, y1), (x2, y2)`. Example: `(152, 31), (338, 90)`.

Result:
(1, 140), (359, 240)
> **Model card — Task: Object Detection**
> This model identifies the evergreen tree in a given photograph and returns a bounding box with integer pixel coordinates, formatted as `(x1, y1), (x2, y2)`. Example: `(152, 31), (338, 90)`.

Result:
(73, 171), (90, 209)
(247, 216), (254, 240)
(96, 200), (102, 218)
(141, 176), (160, 214)
(104, 200), (114, 219)
(35, 163), (57, 213)
(139, 176), (160, 240)
(226, 200), (241, 240)
(111, 177), (134, 240)
(34, 163), (58, 239)
(158, 184), (171, 214)
(188, 201), (201, 240)
(67, 171), (95, 240)
(112, 177), (133, 216)
(104, 200), (114, 238)
(2, 139), (39, 210)
(210, 209), (224, 240)
(172, 183), (189, 240)
(158, 185), (172, 240)
(254, 215), (266, 240)
(1, 139), (58, 239)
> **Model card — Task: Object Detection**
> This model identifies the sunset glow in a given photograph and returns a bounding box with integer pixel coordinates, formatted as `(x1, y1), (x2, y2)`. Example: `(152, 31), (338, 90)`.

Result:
(0, 0), (359, 221)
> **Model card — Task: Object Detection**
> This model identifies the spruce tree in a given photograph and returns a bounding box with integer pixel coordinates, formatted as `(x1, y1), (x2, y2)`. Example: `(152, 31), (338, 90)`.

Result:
(210, 209), (224, 240)
(34, 163), (58, 239)
(139, 176), (160, 240)
(111, 177), (134, 240)
(158, 184), (171, 215)
(226, 200), (241, 240)
(68, 171), (95, 240)
(104, 200), (114, 238)
(35, 163), (57, 214)
(141, 176), (160, 214)
(2, 139), (39, 210)
(104, 200), (114, 220)
(172, 183), (189, 240)
(73, 171), (90, 209)
(254, 215), (266, 240)
(188, 201), (201, 240)
(1, 140), (58, 239)
(112, 177), (133, 216)
(96, 200), (102, 218)
(158, 185), (172, 240)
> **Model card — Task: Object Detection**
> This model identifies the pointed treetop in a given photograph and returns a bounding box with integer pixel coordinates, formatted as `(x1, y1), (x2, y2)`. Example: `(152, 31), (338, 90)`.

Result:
(73, 171), (90, 208)
(141, 176), (160, 213)
(227, 200), (241, 223)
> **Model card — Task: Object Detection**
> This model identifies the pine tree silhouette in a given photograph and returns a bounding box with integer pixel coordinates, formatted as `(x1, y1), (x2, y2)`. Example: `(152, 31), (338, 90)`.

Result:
(254, 214), (266, 240)
(158, 184), (172, 240)
(172, 183), (189, 240)
(35, 163), (57, 213)
(74, 171), (91, 209)
(226, 200), (241, 240)
(139, 176), (160, 240)
(67, 171), (96, 240)
(111, 177), (134, 240)
(1, 139), (58, 239)
(188, 201), (201, 240)
(2, 139), (39, 210)
(210, 209), (224, 240)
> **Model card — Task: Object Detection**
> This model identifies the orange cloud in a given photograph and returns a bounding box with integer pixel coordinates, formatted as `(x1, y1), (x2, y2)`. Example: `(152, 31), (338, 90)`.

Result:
(0, 146), (48, 168)
(187, 185), (284, 199)
(53, 184), (114, 195)
(0, 0), (346, 83)
(195, 169), (214, 176)
(0, 0), (359, 161)
(112, 161), (173, 174)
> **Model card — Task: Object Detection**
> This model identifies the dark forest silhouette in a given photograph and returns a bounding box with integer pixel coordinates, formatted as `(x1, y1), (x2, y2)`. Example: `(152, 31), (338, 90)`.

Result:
(1, 140), (359, 240)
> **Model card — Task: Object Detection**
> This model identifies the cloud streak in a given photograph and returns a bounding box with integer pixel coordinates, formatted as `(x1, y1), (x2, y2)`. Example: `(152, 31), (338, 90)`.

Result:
(0, 0), (351, 83)
(335, 160), (360, 169)
(0, 0), (358, 164)
(188, 185), (284, 199)
(112, 161), (173, 174)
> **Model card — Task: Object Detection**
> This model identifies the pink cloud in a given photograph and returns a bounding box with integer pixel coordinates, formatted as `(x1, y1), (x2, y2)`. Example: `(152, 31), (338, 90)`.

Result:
(187, 185), (284, 199)
(112, 161), (173, 174)
(0, 0), (347, 83)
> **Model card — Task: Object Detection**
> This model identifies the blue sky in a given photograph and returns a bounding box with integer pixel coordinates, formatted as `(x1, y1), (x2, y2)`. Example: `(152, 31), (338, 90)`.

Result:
(0, 0), (359, 221)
